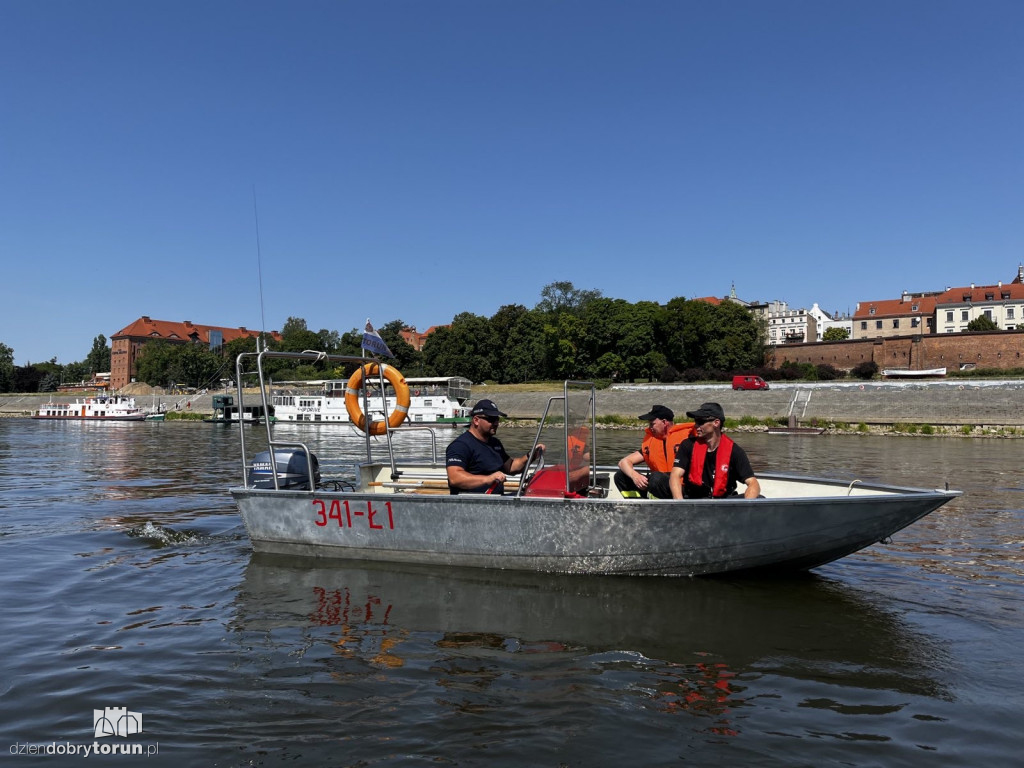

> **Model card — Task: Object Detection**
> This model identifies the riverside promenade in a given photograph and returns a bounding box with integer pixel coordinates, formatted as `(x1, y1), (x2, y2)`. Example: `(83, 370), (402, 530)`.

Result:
(4, 379), (1023, 429)
(489, 379), (1024, 429)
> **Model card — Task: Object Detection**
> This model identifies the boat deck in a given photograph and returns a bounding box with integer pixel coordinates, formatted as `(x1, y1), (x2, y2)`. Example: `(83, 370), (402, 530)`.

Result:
(356, 463), (906, 501)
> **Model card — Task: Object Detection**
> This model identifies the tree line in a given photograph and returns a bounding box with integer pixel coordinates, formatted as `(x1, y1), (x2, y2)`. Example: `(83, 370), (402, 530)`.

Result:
(0, 336), (111, 394)
(16, 281), (943, 393)
(224, 282), (771, 387)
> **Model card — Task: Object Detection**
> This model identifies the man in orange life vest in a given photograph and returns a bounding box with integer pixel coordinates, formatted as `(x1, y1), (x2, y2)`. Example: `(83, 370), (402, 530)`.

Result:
(669, 402), (761, 499)
(614, 405), (694, 499)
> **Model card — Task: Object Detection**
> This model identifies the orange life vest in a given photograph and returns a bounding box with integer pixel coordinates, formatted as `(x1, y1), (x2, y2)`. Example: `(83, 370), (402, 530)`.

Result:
(688, 434), (735, 498)
(641, 422), (694, 473)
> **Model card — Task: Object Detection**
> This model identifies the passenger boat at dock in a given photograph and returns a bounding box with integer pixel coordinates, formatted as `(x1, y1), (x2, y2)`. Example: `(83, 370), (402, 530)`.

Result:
(33, 394), (147, 421)
(228, 351), (962, 577)
(271, 375), (471, 426)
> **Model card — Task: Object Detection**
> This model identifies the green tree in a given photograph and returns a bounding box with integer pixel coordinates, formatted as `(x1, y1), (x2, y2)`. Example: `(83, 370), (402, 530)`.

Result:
(662, 298), (764, 373)
(535, 281), (603, 316)
(86, 335), (111, 374)
(823, 327), (850, 341)
(169, 343), (225, 389)
(280, 316), (324, 352)
(850, 360), (879, 380)
(13, 365), (43, 392)
(966, 315), (998, 332)
(544, 313), (588, 380)
(379, 319), (422, 373)
(616, 301), (668, 381)
(135, 340), (179, 387)
(422, 313), (494, 382)
(490, 305), (546, 383)
(0, 342), (13, 392)
(62, 360), (90, 384)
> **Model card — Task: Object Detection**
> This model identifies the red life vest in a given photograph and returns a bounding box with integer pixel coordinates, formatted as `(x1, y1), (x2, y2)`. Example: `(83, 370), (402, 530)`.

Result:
(641, 422), (695, 473)
(688, 434), (735, 498)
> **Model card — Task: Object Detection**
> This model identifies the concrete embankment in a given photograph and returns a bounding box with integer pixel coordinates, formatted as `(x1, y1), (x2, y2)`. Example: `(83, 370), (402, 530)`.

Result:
(487, 380), (1024, 429)
(3, 379), (1023, 430)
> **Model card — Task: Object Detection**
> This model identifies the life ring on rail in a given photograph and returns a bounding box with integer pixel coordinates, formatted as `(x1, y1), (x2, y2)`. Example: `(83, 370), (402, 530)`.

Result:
(345, 363), (411, 434)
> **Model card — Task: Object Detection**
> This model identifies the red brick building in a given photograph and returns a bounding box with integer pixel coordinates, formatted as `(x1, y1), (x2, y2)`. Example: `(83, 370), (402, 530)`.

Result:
(110, 317), (281, 389)
(399, 325), (448, 352)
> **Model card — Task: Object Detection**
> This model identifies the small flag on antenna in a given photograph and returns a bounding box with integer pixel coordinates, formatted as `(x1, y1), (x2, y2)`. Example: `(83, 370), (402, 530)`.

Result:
(361, 319), (395, 358)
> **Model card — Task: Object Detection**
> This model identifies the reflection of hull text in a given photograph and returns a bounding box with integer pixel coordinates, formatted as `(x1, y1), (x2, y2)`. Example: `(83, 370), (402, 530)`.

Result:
(311, 586), (392, 626)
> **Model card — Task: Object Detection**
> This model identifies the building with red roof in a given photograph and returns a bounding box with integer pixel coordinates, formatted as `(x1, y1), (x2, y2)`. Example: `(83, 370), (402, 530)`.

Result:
(852, 293), (939, 340)
(399, 325), (448, 352)
(110, 316), (281, 389)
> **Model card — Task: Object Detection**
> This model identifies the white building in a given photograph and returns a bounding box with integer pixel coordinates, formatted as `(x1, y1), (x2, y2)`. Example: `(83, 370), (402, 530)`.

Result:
(809, 303), (853, 341)
(755, 301), (818, 345)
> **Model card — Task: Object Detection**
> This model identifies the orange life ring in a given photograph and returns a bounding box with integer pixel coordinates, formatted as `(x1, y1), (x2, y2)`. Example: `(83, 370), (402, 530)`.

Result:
(345, 363), (411, 434)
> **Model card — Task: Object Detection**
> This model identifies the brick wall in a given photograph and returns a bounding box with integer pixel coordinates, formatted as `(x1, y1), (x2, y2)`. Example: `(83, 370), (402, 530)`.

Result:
(772, 330), (1024, 372)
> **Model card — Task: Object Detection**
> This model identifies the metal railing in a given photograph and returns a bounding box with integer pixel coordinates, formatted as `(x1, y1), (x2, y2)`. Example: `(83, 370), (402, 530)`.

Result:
(234, 350), (406, 490)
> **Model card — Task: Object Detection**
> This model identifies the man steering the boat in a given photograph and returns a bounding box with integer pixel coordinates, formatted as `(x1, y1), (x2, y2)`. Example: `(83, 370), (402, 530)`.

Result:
(614, 404), (694, 499)
(446, 399), (545, 495)
(669, 402), (761, 499)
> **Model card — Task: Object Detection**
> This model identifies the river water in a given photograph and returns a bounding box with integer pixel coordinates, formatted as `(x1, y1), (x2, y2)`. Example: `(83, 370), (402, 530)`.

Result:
(1, 420), (1021, 767)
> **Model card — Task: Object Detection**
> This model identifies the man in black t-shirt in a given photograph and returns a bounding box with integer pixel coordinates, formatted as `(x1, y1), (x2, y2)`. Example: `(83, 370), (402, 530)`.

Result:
(446, 399), (544, 495)
(669, 402), (761, 499)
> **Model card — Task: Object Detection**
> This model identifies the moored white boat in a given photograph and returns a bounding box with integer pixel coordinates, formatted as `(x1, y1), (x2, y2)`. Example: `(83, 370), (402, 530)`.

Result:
(882, 367), (947, 378)
(33, 394), (147, 421)
(228, 351), (961, 577)
(272, 375), (471, 425)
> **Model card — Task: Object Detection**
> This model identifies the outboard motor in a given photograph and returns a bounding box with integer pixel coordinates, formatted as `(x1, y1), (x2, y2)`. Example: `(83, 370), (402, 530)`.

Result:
(248, 449), (320, 490)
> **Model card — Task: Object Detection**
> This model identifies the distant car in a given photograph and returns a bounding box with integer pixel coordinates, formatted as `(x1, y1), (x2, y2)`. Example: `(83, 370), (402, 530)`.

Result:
(733, 375), (769, 391)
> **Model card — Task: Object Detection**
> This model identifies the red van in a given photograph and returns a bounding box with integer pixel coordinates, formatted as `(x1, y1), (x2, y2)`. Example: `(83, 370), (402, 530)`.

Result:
(732, 375), (769, 391)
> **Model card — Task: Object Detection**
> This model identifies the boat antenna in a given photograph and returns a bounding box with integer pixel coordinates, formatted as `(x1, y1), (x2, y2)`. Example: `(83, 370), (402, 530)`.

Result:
(252, 186), (268, 352)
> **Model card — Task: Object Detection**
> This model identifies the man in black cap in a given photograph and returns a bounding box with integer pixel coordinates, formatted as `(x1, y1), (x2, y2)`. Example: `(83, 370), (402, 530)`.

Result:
(670, 402), (760, 499)
(446, 399), (544, 494)
(614, 404), (695, 499)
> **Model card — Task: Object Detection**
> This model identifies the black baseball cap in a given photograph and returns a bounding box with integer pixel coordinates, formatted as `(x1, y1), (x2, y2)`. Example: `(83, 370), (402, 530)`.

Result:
(638, 404), (674, 422)
(470, 399), (507, 418)
(686, 402), (725, 423)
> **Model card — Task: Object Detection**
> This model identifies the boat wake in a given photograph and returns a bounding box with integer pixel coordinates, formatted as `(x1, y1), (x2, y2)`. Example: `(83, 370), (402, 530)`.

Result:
(127, 521), (204, 548)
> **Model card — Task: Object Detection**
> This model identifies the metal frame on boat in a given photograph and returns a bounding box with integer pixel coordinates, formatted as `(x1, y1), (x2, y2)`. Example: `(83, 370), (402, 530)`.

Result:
(230, 350), (961, 577)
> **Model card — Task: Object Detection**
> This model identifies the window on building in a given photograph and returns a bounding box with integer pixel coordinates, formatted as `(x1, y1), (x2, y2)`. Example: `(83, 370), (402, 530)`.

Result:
(860, 321), (867, 330)
(875, 320), (882, 329)
(869, 308), (876, 315)
(962, 310), (969, 322)
(911, 318), (919, 327)
(946, 311), (953, 322)
(912, 304), (919, 311)
(1008, 307), (1015, 319)
(984, 309), (993, 319)
(985, 293), (994, 300)
(893, 319), (900, 328)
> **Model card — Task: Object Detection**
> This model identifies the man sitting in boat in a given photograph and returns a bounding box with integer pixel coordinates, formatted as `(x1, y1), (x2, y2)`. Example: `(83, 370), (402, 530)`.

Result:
(614, 405), (694, 499)
(446, 399), (544, 495)
(669, 402), (761, 499)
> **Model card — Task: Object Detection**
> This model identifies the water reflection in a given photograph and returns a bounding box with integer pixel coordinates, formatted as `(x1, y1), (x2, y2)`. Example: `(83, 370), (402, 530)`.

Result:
(236, 553), (948, 702)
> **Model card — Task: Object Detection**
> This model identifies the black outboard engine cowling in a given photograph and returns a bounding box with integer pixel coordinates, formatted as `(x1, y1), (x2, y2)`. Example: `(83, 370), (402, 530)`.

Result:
(248, 449), (320, 490)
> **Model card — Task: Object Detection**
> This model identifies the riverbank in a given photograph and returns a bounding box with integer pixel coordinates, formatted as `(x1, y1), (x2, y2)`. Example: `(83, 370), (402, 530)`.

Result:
(4, 378), (1024, 436)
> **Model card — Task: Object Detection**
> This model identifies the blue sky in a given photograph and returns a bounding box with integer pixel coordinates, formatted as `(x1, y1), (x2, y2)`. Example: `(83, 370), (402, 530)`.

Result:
(2, 0), (1021, 365)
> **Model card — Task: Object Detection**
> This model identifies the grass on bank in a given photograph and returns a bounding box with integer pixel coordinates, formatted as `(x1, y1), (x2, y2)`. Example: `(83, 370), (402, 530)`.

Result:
(164, 411), (205, 421)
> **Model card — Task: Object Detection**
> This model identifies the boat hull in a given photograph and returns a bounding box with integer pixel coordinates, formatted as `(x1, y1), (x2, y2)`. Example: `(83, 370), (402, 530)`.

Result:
(32, 413), (147, 421)
(231, 476), (958, 577)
